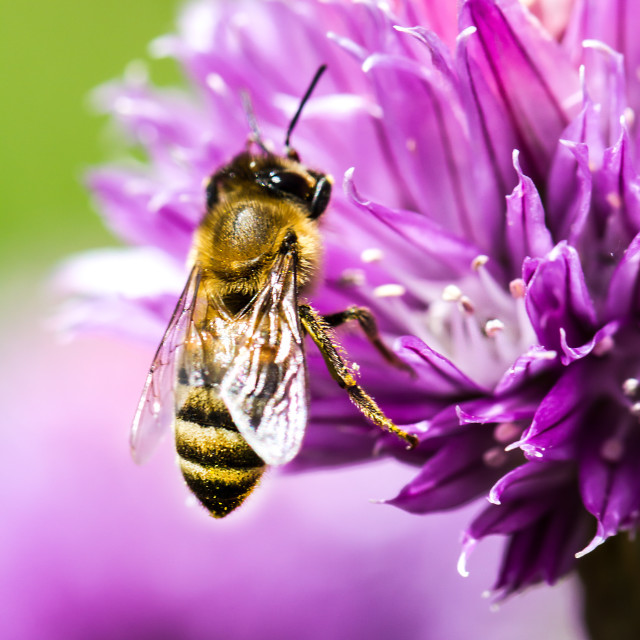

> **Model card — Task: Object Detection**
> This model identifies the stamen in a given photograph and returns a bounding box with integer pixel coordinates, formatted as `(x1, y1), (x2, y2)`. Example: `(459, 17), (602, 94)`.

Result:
(484, 319), (504, 337)
(593, 335), (615, 356)
(472, 255), (489, 270)
(373, 284), (406, 298)
(473, 259), (514, 316)
(623, 378), (640, 397)
(442, 284), (462, 301)
(459, 296), (474, 314)
(623, 107), (635, 128)
(493, 421), (522, 444)
(600, 438), (624, 463)
(482, 446), (509, 468)
(338, 268), (366, 287)
(361, 248), (384, 263)
(630, 402), (640, 418)
(206, 73), (227, 95)
(509, 278), (526, 298)
(606, 192), (622, 209)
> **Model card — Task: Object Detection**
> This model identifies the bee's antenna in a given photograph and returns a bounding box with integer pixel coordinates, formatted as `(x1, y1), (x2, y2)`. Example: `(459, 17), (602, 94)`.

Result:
(284, 64), (327, 156)
(241, 90), (270, 154)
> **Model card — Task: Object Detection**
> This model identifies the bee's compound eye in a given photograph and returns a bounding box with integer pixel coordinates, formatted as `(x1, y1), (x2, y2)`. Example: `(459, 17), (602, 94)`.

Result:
(205, 177), (218, 210)
(266, 171), (311, 200)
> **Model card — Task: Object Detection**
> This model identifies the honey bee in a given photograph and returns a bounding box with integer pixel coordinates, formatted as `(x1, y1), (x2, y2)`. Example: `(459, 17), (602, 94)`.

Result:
(130, 66), (416, 517)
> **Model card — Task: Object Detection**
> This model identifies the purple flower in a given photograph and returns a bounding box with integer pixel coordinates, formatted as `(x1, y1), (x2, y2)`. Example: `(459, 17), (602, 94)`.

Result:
(64, 0), (640, 597)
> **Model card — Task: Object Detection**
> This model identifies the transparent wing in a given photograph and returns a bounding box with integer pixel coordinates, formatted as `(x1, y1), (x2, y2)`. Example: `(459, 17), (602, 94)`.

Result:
(219, 245), (308, 466)
(130, 264), (202, 464)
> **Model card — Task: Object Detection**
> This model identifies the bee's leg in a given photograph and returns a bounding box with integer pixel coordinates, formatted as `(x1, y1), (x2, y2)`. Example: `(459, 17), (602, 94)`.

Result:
(322, 306), (414, 375)
(299, 304), (418, 449)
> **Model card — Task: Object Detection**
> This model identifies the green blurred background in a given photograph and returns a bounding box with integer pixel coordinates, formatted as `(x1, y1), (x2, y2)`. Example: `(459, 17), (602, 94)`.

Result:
(0, 0), (182, 282)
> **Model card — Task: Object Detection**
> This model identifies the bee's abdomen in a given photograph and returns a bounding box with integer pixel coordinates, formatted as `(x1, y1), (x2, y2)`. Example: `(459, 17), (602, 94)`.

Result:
(175, 387), (265, 518)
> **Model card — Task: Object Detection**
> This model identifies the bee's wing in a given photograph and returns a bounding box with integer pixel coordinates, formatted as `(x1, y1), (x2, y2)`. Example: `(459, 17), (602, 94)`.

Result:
(219, 245), (308, 466)
(130, 264), (202, 464)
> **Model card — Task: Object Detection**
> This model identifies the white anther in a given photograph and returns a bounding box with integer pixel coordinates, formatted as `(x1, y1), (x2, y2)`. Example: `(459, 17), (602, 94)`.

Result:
(509, 278), (526, 298)
(442, 284), (462, 301)
(373, 284), (406, 298)
(361, 248), (384, 263)
(623, 107), (635, 128)
(472, 255), (489, 270)
(623, 378), (640, 397)
(484, 319), (505, 337)
(206, 73), (227, 94)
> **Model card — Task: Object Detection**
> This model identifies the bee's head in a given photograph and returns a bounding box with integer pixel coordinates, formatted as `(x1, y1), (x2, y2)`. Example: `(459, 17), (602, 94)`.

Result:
(205, 64), (331, 219)
(205, 152), (332, 221)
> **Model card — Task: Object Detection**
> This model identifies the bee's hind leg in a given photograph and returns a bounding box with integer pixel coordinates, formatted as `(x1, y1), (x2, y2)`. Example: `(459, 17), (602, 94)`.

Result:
(298, 304), (418, 450)
(321, 306), (414, 376)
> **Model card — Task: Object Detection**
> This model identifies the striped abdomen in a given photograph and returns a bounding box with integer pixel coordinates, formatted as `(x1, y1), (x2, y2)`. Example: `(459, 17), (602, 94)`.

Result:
(175, 385), (266, 518)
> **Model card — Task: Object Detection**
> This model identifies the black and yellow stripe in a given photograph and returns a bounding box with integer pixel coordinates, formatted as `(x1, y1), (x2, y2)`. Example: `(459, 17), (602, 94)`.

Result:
(175, 385), (266, 518)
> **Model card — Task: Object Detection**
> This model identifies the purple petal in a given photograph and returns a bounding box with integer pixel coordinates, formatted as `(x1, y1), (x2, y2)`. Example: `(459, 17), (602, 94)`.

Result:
(458, 0), (580, 185)
(387, 426), (502, 513)
(87, 169), (199, 259)
(524, 242), (597, 355)
(54, 248), (185, 343)
(492, 494), (589, 596)
(558, 320), (620, 363)
(605, 232), (640, 320)
(564, 0), (640, 119)
(461, 469), (590, 594)
(397, 336), (487, 397)
(92, 78), (213, 162)
(466, 495), (551, 541)
(514, 364), (589, 459)
(393, 26), (458, 81)
(581, 41), (627, 146)
(456, 390), (541, 426)
(595, 125), (640, 245)
(344, 170), (482, 277)
(361, 52), (483, 242)
(505, 150), (553, 272)
(494, 346), (559, 395)
(395, 2), (459, 49)
(488, 460), (573, 505)
(578, 408), (640, 555)
(546, 140), (592, 246)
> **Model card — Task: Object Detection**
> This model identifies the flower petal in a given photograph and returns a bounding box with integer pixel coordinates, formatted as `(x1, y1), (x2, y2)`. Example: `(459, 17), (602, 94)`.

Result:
(344, 169), (482, 277)
(514, 364), (589, 459)
(87, 168), (199, 259)
(458, 0), (580, 185)
(361, 52), (482, 241)
(605, 231), (640, 320)
(397, 336), (487, 397)
(546, 140), (592, 247)
(505, 150), (553, 272)
(387, 426), (501, 513)
(564, 0), (640, 118)
(578, 407), (640, 556)
(524, 242), (597, 357)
